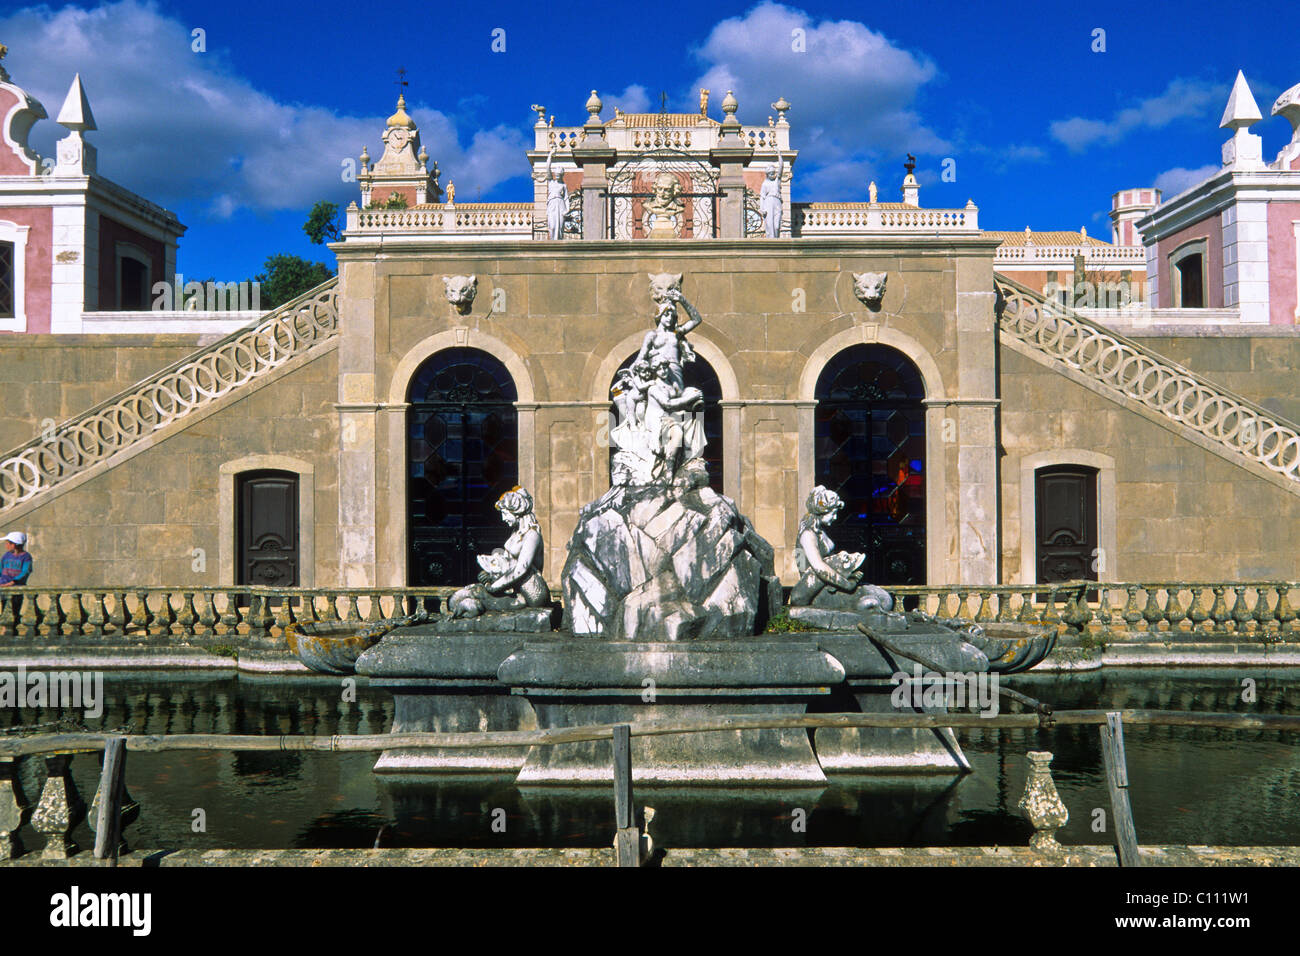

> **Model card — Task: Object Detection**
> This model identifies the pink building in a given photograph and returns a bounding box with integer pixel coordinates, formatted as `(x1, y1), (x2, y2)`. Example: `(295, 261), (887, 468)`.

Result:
(0, 54), (186, 333)
(1139, 71), (1300, 323)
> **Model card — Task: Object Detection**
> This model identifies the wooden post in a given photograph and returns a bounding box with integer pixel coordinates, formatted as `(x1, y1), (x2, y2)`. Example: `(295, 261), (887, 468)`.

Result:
(1099, 712), (1141, 867)
(611, 724), (640, 867)
(93, 737), (127, 864)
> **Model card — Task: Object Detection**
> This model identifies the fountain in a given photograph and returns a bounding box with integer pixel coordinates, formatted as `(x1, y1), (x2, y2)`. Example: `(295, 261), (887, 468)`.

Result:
(299, 274), (1056, 783)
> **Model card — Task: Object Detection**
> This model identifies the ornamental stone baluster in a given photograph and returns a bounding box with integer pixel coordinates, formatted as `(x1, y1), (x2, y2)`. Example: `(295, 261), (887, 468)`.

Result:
(1062, 589), (1092, 634)
(1209, 586), (1230, 634)
(1041, 588), (1061, 625)
(297, 592), (318, 625)
(66, 592), (87, 635)
(248, 594), (273, 641)
(344, 594), (361, 623)
(995, 590), (1014, 623)
(18, 590), (39, 636)
(56, 592), (78, 636)
(1016, 589), (1035, 623)
(1230, 586), (1252, 634)
(1138, 588), (1161, 633)
(974, 593), (992, 623)
(132, 590), (149, 634)
(219, 592), (240, 631)
(0, 756), (27, 860)
(323, 593), (340, 622)
(1163, 589), (1188, 632)
(364, 593), (384, 623)
(32, 754), (85, 859)
(109, 591), (127, 635)
(1122, 585), (1142, 632)
(1275, 586), (1297, 637)
(197, 591), (217, 632)
(1252, 586), (1275, 638)
(1018, 751), (1068, 852)
(1188, 587), (1210, 632)
(955, 590), (972, 620)
(177, 592), (197, 633)
(273, 594), (293, 631)
(85, 592), (107, 638)
(0, 594), (14, 634)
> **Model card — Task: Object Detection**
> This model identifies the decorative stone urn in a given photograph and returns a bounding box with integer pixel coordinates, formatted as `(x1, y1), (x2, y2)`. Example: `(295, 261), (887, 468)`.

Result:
(1018, 750), (1069, 851)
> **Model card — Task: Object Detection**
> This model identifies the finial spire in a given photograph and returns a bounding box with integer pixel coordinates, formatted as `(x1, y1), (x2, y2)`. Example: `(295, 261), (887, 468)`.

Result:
(56, 73), (96, 132)
(1221, 70), (1262, 130)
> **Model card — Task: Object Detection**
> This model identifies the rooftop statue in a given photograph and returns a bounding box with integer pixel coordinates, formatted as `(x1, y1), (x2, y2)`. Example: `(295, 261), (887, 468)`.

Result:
(544, 148), (567, 240)
(760, 149), (785, 238)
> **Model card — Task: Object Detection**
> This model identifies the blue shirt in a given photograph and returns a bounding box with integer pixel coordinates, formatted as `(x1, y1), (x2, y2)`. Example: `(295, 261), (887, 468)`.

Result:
(0, 550), (31, 584)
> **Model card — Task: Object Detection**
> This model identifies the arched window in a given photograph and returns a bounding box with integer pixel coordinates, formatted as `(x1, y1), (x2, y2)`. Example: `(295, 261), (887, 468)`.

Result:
(814, 345), (926, 584)
(406, 348), (518, 586)
(607, 351), (724, 492)
(236, 470), (299, 587)
(1034, 464), (1099, 583)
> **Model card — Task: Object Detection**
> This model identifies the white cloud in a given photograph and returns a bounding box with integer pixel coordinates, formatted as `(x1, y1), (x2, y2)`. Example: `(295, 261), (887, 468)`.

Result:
(1050, 78), (1227, 152)
(686, 2), (948, 197)
(0, 0), (528, 218)
(1152, 163), (1220, 198)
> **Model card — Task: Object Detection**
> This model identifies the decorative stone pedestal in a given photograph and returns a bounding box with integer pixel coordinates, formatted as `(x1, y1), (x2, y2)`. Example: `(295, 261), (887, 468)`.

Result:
(499, 638), (844, 785)
(358, 631), (534, 773)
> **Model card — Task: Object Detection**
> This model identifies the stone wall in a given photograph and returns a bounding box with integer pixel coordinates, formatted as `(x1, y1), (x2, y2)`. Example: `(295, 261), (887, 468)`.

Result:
(3, 345), (340, 586)
(0, 335), (206, 451)
(999, 333), (1300, 582)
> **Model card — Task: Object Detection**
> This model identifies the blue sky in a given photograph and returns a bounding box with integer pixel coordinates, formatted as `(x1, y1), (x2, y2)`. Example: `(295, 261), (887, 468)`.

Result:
(3, 0), (1298, 279)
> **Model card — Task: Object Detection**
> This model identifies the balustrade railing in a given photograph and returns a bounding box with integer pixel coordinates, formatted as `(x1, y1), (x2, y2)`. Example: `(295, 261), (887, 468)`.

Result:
(995, 244), (1146, 266)
(0, 582), (1297, 643)
(794, 203), (979, 234)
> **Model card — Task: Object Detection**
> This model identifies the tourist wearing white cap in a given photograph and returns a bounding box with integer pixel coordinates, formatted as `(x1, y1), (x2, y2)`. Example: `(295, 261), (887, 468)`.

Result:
(0, 531), (31, 587)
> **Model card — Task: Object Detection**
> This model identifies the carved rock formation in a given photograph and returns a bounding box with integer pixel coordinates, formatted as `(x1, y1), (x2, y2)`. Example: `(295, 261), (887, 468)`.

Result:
(562, 483), (779, 640)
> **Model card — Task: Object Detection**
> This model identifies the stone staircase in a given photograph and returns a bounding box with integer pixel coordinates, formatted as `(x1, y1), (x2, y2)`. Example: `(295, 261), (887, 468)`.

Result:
(995, 273), (1300, 497)
(0, 278), (339, 517)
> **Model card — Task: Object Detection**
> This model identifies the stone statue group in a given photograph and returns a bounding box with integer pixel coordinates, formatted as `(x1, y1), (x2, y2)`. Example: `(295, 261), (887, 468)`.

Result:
(450, 273), (891, 621)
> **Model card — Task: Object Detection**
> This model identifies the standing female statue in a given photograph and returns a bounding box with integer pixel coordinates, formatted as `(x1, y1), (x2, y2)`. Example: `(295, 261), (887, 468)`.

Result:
(449, 487), (550, 618)
(544, 148), (568, 240)
(790, 485), (893, 612)
(759, 150), (785, 238)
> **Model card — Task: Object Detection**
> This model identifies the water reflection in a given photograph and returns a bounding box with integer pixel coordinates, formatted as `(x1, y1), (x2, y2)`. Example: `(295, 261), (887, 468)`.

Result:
(1, 668), (1297, 851)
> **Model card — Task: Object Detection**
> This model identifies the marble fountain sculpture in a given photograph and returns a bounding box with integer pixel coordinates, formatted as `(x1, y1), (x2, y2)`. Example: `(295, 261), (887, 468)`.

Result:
(293, 275), (1056, 783)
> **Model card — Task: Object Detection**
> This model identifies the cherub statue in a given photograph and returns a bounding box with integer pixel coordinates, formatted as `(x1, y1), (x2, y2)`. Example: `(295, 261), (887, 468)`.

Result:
(790, 486), (894, 613)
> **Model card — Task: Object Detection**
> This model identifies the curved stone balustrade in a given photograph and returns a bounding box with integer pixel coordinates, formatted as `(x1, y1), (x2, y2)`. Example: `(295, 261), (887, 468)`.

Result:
(0, 582), (1296, 643)
(995, 274), (1300, 487)
(0, 279), (340, 513)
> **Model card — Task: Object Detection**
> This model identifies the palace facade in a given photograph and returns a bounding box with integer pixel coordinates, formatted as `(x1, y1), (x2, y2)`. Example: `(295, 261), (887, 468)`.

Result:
(3, 65), (1300, 591)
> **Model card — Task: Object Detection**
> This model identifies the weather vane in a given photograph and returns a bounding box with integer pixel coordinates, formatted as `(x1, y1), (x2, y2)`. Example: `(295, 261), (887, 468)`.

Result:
(396, 67), (409, 95)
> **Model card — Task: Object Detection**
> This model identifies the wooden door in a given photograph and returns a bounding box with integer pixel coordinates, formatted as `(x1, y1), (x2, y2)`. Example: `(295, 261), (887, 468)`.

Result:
(237, 471), (299, 587)
(1035, 466), (1098, 583)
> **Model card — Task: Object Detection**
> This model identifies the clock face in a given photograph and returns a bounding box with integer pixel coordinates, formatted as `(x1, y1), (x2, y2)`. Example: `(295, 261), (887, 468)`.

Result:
(388, 128), (410, 149)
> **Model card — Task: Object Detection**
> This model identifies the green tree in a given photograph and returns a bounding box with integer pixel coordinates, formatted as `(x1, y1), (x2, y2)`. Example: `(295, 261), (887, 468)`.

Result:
(254, 254), (335, 308)
(303, 200), (342, 244)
